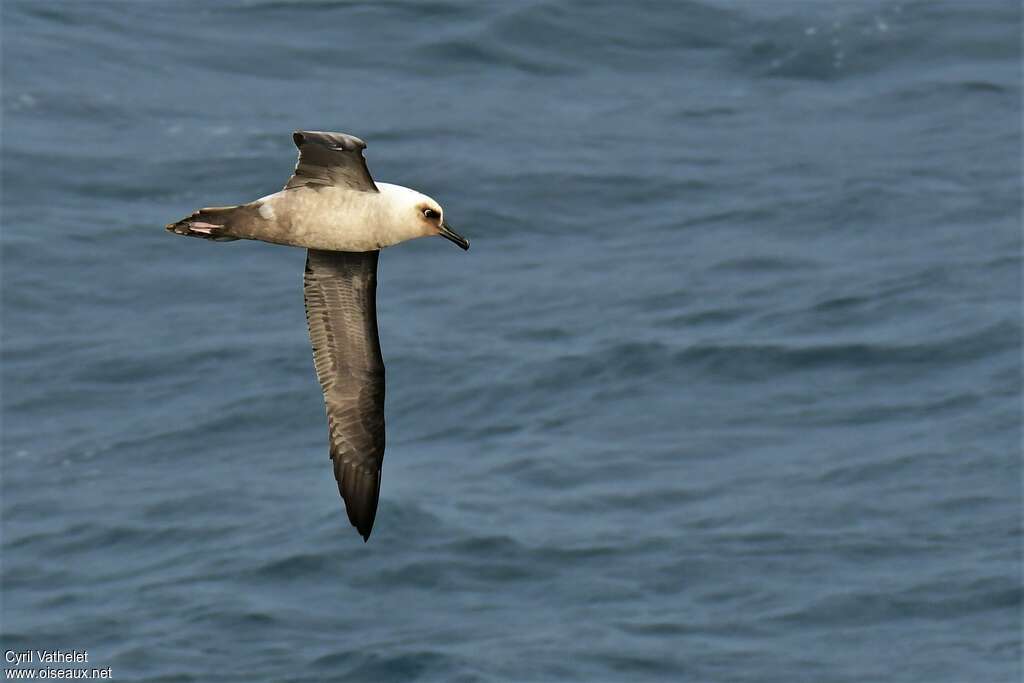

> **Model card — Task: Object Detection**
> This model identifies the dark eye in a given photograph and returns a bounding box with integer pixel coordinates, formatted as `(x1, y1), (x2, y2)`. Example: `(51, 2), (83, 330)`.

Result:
(423, 208), (440, 220)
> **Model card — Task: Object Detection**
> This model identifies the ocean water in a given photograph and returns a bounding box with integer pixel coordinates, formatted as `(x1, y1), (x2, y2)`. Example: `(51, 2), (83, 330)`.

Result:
(1, 0), (1020, 680)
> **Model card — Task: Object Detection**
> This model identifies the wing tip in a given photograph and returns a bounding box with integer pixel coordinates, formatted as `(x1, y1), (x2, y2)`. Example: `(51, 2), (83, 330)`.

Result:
(337, 462), (381, 543)
(351, 511), (376, 543)
(293, 130), (367, 152)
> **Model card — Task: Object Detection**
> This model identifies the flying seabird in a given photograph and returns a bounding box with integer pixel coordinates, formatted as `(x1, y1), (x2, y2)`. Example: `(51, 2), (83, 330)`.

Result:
(167, 130), (470, 541)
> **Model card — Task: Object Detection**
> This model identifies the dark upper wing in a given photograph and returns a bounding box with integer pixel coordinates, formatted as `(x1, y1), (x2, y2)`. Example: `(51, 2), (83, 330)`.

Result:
(285, 130), (379, 193)
(303, 249), (386, 541)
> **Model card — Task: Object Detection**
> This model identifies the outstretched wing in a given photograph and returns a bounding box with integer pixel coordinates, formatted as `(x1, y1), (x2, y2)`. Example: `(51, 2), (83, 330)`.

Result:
(303, 249), (386, 541)
(286, 130), (379, 192)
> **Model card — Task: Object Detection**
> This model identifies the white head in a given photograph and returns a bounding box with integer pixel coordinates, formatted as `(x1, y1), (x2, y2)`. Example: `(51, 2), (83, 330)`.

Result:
(375, 182), (470, 250)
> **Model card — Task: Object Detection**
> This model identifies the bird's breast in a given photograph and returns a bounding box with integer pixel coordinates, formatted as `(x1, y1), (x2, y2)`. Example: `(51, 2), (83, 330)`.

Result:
(268, 188), (390, 252)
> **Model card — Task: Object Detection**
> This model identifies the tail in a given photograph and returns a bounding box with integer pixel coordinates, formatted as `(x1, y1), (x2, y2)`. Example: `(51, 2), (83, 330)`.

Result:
(166, 205), (243, 242)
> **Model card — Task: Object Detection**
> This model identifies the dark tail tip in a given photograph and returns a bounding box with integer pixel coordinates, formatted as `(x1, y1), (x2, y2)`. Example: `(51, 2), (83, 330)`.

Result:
(165, 208), (239, 241)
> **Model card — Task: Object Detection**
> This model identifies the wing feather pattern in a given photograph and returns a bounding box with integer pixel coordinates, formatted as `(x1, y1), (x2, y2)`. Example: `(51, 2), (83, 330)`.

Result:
(286, 130), (378, 193)
(303, 249), (385, 541)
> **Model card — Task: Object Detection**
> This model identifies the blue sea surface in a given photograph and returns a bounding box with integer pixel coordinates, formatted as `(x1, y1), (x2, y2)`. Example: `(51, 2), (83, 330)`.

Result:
(1, 1), (1021, 681)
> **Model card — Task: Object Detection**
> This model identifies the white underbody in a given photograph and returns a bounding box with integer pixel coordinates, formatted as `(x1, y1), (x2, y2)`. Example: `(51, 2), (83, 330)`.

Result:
(247, 182), (434, 252)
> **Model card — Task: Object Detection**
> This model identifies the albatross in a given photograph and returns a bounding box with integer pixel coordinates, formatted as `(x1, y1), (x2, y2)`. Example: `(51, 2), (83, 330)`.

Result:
(166, 130), (470, 541)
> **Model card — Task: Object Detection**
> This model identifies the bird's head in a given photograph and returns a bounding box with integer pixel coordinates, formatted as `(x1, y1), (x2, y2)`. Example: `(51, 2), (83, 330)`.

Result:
(414, 197), (469, 250)
(374, 183), (470, 251)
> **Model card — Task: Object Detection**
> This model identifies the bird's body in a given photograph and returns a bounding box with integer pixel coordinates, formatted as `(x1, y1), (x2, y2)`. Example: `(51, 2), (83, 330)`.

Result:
(223, 182), (438, 252)
(166, 131), (469, 541)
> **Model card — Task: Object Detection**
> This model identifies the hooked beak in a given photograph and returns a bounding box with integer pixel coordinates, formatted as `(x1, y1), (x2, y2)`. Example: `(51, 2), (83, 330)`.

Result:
(439, 221), (470, 250)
